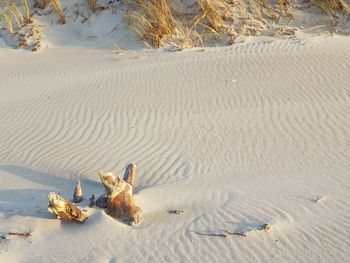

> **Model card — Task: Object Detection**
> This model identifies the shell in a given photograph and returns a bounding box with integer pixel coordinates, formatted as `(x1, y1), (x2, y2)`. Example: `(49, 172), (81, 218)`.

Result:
(48, 192), (88, 223)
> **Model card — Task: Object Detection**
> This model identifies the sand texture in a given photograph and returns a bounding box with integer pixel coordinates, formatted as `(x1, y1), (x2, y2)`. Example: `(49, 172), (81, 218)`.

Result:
(0, 36), (350, 262)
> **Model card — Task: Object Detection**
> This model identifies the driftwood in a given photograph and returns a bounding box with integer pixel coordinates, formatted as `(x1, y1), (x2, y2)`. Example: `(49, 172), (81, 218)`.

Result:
(192, 224), (271, 238)
(99, 163), (142, 226)
(48, 192), (88, 223)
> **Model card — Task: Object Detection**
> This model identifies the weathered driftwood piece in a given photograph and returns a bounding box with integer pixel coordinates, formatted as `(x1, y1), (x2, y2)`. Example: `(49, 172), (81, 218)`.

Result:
(73, 180), (83, 203)
(99, 163), (142, 226)
(48, 192), (88, 223)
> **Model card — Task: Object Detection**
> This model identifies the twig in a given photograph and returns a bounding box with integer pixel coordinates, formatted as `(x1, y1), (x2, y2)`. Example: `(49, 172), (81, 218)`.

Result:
(190, 230), (246, 238)
(8, 232), (32, 237)
(191, 223), (271, 238)
(314, 196), (322, 203)
(168, 209), (184, 215)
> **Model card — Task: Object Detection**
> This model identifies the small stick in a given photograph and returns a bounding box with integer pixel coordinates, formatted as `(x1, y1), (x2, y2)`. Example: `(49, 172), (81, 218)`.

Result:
(190, 230), (246, 238)
(8, 232), (32, 237)
(314, 196), (322, 203)
(191, 223), (271, 238)
(168, 209), (184, 215)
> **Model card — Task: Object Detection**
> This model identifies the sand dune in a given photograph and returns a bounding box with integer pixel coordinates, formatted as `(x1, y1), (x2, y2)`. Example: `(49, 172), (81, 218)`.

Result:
(0, 36), (350, 262)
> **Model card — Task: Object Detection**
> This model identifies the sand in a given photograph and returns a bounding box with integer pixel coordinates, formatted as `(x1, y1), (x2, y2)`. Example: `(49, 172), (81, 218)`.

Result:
(0, 34), (350, 262)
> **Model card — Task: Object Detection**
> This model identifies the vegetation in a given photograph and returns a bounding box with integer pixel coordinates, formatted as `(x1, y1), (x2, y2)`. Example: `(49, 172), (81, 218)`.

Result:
(86, 0), (98, 13)
(125, 0), (178, 48)
(313, 0), (350, 17)
(1, 0), (349, 50)
(50, 0), (66, 24)
(21, 0), (31, 22)
(3, 12), (15, 35)
(1, 0), (32, 34)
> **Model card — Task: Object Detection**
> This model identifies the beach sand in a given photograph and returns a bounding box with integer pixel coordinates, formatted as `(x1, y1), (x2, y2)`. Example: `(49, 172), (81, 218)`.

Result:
(0, 34), (350, 262)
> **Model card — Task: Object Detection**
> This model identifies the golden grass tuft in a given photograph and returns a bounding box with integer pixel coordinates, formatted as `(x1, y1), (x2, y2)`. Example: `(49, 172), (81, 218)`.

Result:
(86, 0), (98, 13)
(21, 0), (31, 22)
(313, 0), (350, 17)
(196, 0), (224, 32)
(50, 0), (66, 24)
(9, 2), (25, 27)
(3, 12), (15, 35)
(125, 0), (177, 47)
(1, 0), (34, 34)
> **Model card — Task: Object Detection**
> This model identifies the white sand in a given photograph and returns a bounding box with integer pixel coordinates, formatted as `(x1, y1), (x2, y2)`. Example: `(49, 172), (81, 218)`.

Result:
(1, 35), (350, 262)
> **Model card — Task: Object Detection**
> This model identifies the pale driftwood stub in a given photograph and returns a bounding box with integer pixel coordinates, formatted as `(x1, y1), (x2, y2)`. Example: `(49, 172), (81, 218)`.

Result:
(73, 180), (83, 203)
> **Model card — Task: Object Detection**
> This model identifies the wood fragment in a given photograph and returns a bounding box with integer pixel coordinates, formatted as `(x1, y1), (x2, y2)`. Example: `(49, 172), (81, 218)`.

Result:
(314, 196), (322, 203)
(191, 223), (271, 238)
(168, 209), (184, 215)
(8, 232), (32, 237)
(258, 223), (271, 232)
(190, 230), (246, 238)
(226, 231), (247, 237)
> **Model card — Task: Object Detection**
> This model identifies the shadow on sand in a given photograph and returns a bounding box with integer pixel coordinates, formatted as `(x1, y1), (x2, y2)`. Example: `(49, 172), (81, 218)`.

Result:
(0, 165), (102, 219)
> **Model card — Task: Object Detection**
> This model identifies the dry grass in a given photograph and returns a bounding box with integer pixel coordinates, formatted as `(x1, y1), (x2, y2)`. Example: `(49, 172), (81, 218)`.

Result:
(125, 0), (229, 48)
(86, 0), (98, 13)
(125, 0), (177, 47)
(124, 0), (285, 48)
(1, 0), (34, 34)
(2, 0), (349, 50)
(34, 0), (49, 9)
(313, 0), (350, 16)
(9, 2), (25, 27)
(21, 0), (31, 22)
(3, 12), (15, 35)
(196, 0), (224, 32)
(50, 0), (66, 24)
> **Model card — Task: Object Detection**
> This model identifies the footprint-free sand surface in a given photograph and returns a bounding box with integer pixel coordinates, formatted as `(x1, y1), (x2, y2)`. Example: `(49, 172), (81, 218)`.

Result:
(1, 36), (350, 262)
